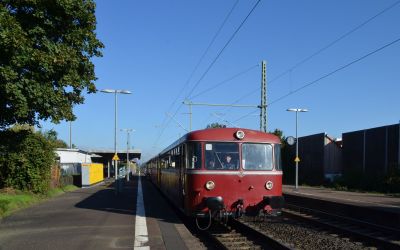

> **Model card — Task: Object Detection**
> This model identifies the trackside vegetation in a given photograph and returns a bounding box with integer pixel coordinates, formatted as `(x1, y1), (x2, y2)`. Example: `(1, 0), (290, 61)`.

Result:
(0, 185), (78, 219)
(0, 126), (55, 194)
(0, 0), (103, 218)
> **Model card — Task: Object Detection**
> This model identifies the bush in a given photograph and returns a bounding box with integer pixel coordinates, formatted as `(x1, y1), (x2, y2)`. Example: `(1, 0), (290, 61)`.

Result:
(384, 165), (400, 193)
(0, 127), (56, 194)
(331, 166), (400, 194)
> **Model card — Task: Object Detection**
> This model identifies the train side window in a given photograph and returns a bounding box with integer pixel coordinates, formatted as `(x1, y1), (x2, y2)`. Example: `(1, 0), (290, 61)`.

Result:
(187, 142), (201, 169)
(274, 144), (282, 170)
(173, 146), (181, 169)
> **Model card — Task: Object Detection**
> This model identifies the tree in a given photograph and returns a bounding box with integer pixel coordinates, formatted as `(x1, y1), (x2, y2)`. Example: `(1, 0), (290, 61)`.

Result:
(206, 122), (227, 129)
(269, 128), (285, 144)
(0, 0), (104, 129)
(43, 129), (68, 148)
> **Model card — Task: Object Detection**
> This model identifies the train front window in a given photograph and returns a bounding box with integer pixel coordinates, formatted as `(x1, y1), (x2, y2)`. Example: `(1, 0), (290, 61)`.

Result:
(187, 142), (201, 169)
(205, 143), (239, 170)
(242, 143), (273, 170)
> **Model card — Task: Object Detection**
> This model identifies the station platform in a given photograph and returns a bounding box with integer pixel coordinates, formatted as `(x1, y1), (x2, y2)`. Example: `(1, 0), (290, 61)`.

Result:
(283, 185), (400, 212)
(0, 175), (206, 250)
(137, 175), (206, 249)
(282, 185), (400, 229)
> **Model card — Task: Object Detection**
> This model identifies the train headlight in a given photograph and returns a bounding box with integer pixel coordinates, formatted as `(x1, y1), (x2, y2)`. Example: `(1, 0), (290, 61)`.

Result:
(205, 181), (215, 190)
(235, 130), (245, 140)
(265, 181), (273, 190)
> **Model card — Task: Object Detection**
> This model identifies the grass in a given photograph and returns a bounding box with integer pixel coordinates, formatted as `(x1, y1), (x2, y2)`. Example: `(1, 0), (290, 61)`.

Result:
(0, 185), (78, 219)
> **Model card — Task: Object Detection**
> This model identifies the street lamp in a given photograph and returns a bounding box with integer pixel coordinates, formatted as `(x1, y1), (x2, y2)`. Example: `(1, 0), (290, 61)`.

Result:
(101, 89), (132, 194)
(287, 108), (308, 190)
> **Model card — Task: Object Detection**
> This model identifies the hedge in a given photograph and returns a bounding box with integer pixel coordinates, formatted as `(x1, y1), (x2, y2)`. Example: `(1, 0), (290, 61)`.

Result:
(0, 128), (55, 194)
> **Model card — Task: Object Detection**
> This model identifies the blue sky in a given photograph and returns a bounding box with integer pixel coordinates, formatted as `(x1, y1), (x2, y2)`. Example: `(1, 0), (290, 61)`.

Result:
(41, 0), (400, 162)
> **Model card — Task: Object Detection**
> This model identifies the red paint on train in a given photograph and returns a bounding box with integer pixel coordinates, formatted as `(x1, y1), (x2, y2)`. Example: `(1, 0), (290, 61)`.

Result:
(145, 128), (284, 218)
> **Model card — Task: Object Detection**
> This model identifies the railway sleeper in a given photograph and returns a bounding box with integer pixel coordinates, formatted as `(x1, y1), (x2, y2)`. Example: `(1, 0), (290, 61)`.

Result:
(212, 233), (242, 238)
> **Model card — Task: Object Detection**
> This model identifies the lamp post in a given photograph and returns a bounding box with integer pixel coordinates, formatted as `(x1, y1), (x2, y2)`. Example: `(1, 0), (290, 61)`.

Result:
(287, 108), (308, 190)
(101, 89), (132, 194)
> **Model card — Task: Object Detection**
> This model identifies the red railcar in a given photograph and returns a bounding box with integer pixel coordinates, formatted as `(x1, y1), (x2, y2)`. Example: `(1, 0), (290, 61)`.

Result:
(145, 128), (284, 228)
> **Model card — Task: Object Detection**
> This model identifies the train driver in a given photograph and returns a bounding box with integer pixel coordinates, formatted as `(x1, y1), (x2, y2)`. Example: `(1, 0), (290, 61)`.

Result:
(223, 154), (236, 169)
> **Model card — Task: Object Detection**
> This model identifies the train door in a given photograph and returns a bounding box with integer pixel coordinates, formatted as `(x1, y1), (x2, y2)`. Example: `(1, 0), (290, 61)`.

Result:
(157, 157), (161, 186)
(183, 142), (202, 215)
(179, 144), (186, 210)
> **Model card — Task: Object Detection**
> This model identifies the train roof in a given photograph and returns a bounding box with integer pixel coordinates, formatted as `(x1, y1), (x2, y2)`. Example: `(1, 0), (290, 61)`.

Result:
(187, 128), (280, 142)
(157, 128), (281, 157)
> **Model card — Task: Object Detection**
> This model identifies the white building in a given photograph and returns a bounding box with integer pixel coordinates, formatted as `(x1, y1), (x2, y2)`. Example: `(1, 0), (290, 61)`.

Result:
(55, 148), (96, 175)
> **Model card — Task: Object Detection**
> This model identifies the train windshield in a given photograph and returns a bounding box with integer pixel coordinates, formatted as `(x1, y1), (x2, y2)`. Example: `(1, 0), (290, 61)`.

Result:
(242, 143), (273, 170)
(205, 142), (239, 170)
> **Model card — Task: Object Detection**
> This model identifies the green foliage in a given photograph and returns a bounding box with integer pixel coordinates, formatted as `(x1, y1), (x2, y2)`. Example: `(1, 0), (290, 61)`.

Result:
(43, 129), (68, 148)
(0, 185), (78, 218)
(269, 128), (286, 145)
(331, 165), (400, 194)
(0, 128), (56, 193)
(0, 191), (40, 218)
(47, 184), (78, 197)
(270, 128), (284, 139)
(206, 122), (227, 129)
(0, 0), (104, 129)
(384, 165), (400, 193)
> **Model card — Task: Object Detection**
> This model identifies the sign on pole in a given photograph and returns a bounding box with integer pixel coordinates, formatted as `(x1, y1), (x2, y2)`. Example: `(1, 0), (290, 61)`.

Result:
(112, 153), (120, 161)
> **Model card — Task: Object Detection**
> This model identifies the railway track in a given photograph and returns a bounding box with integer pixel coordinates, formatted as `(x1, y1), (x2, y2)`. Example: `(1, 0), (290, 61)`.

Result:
(283, 203), (400, 249)
(204, 219), (292, 250)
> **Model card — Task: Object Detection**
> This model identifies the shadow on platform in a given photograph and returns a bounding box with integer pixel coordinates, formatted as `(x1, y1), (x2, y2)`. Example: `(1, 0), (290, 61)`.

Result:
(74, 176), (183, 224)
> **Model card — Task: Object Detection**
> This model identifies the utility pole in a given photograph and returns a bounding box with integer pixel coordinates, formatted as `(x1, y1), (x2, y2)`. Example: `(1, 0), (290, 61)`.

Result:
(182, 100), (193, 132)
(189, 102), (192, 132)
(121, 128), (134, 182)
(69, 121), (72, 149)
(260, 60), (267, 132)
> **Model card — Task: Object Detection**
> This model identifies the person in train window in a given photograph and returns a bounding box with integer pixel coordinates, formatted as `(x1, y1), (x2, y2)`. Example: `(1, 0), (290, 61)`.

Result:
(208, 160), (216, 169)
(223, 154), (236, 169)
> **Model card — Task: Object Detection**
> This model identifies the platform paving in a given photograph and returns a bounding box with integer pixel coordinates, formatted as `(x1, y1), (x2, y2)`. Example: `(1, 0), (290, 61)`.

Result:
(283, 184), (400, 229)
(0, 176), (205, 250)
(283, 185), (400, 212)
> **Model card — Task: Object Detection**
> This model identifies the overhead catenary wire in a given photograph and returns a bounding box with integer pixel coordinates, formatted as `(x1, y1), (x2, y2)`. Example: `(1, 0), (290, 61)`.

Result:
(268, 37), (400, 106)
(186, 0), (262, 99)
(224, 0), (400, 110)
(233, 36), (400, 123)
(153, 0), (262, 147)
(152, 0), (240, 147)
(164, 0), (240, 113)
(190, 63), (259, 99)
(269, 0), (400, 86)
